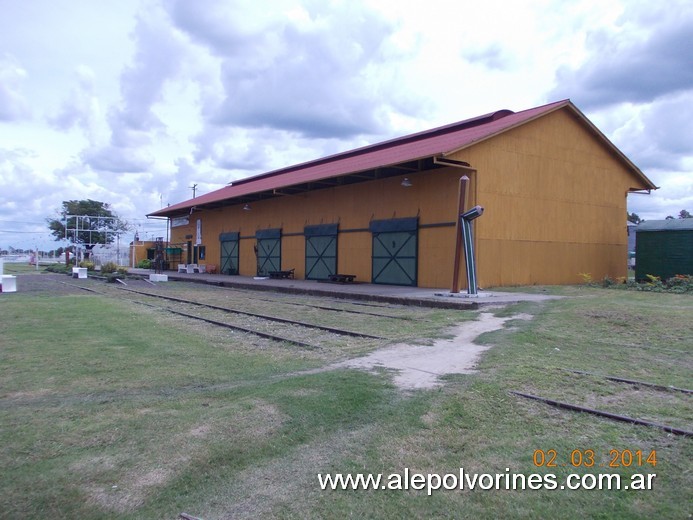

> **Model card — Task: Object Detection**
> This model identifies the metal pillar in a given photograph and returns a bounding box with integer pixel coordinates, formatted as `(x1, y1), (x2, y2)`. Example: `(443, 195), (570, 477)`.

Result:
(450, 176), (469, 293)
(154, 237), (165, 274)
(460, 205), (484, 295)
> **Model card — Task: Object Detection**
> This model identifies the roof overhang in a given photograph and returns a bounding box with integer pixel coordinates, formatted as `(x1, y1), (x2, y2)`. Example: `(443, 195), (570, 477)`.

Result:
(149, 155), (447, 218)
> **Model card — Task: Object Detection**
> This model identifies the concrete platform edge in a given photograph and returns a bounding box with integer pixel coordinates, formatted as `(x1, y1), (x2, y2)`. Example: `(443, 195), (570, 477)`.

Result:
(131, 270), (479, 310)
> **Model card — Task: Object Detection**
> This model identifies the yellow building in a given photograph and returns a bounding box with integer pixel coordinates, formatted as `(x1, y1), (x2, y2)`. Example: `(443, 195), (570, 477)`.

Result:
(129, 240), (184, 270)
(148, 100), (656, 289)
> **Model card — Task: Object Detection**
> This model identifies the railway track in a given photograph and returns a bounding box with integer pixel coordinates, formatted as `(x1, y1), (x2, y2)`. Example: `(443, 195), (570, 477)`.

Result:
(190, 284), (415, 320)
(114, 286), (385, 339)
(116, 286), (388, 338)
(57, 280), (387, 349)
(511, 369), (693, 437)
(511, 390), (692, 437)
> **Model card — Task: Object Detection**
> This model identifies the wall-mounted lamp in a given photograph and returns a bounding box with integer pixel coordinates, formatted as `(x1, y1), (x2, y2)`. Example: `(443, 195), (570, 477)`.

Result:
(401, 177), (412, 187)
(243, 203), (252, 211)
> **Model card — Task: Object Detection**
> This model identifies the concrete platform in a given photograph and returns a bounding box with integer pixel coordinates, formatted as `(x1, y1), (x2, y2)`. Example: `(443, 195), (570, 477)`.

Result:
(127, 269), (562, 310)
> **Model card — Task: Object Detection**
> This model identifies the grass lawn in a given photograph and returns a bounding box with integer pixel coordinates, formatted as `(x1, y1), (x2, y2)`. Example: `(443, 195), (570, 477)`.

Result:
(0, 275), (690, 519)
(2, 262), (45, 275)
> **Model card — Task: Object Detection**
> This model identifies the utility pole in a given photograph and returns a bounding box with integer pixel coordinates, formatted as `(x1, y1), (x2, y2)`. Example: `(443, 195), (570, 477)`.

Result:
(190, 184), (198, 198)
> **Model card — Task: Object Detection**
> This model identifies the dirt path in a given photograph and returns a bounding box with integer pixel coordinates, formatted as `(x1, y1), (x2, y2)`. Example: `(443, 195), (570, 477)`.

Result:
(337, 312), (530, 389)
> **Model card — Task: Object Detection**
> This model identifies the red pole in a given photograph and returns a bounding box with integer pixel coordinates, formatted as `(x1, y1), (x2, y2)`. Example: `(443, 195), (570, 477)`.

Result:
(451, 176), (469, 293)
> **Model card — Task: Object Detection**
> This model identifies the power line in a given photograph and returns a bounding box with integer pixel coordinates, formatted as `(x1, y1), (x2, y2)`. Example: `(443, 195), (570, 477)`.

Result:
(0, 219), (47, 225)
(0, 230), (50, 234)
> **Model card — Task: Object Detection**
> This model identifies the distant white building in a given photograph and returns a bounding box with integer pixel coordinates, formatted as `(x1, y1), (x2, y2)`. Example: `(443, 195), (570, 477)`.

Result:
(89, 244), (130, 267)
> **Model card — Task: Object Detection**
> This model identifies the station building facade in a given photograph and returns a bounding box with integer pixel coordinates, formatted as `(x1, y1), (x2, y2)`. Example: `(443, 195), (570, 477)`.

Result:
(148, 100), (656, 289)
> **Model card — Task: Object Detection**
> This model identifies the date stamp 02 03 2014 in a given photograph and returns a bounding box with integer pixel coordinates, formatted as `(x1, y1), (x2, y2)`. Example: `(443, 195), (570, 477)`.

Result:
(532, 449), (658, 469)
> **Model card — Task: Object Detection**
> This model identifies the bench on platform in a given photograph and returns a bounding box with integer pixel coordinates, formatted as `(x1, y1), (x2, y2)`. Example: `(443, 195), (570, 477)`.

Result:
(177, 264), (200, 274)
(269, 269), (295, 279)
(328, 273), (356, 283)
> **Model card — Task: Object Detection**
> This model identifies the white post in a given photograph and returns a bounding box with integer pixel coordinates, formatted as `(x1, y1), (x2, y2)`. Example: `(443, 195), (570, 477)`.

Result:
(35, 247), (39, 270)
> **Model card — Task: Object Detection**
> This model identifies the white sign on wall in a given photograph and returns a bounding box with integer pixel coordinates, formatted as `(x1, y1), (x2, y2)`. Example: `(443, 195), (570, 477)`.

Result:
(171, 216), (189, 228)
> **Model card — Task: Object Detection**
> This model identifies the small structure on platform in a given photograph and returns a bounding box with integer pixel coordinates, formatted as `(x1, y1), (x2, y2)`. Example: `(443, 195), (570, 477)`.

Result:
(0, 259), (17, 292)
(148, 237), (169, 282)
(328, 273), (356, 283)
(0, 276), (17, 292)
(269, 268), (295, 279)
(72, 267), (88, 279)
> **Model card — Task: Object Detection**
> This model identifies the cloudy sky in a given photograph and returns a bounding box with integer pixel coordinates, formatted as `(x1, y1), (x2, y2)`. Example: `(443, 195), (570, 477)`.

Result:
(1, 0), (691, 251)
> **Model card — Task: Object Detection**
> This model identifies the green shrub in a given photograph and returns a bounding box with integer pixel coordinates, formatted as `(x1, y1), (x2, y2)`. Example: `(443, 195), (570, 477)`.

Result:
(105, 273), (125, 283)
(577, 272), (593, 284)
(137, 259), (152, 269)
(665, 274), (693, 293)
(45, 264), (70, 274)
(602, 273), (693, 293)
(101, 262), (118, 274)
(600, 275), (616, 288)
(79, 260), (95, 271)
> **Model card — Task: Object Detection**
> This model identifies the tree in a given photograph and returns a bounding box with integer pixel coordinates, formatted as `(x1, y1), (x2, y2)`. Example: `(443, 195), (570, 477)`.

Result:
(678, 209), (691, 219)
(47, 200), (129, 258)
(627, 212), (642, 224)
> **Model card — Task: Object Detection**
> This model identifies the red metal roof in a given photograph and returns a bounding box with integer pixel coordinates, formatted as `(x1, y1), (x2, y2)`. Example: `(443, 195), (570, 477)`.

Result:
(149, 99), (654, 217)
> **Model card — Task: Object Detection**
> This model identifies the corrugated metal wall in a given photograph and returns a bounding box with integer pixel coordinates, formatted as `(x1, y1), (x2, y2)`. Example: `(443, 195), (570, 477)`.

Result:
(636, 230), (693, 280)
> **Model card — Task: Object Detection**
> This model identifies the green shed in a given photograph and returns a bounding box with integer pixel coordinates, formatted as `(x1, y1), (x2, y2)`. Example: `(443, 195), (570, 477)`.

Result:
(635, 219), (693, 281)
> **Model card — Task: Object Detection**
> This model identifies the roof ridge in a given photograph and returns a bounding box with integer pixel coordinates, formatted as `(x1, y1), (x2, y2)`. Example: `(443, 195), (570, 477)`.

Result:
(231, 108), (516, 186)
(149, 99), (655, 218)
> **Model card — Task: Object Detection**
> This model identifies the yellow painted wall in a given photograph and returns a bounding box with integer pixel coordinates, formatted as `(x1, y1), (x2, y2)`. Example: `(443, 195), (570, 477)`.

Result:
(129, 240), (156, 267)
(167, 107), (649, 288)
(448, 108), (645, 287)
(170, 169), (467, 286)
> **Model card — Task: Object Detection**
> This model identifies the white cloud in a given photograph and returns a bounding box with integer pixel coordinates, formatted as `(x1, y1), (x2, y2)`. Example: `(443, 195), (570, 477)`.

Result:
(170, 0), (398, 138)
(48, 66), (103, 138)
(551, 7), (693, 109)
(0, 54), (31, 121)
(80, 145), (153, 173)
(0, 0), (691, 251)
(115, 12), (187, 132)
